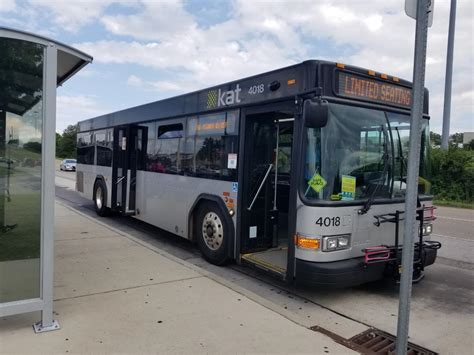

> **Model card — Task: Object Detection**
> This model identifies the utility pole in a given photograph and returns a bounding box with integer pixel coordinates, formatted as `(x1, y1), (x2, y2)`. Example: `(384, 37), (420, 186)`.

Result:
(397, 0), (432, 354)
(441, 0), (457, 149)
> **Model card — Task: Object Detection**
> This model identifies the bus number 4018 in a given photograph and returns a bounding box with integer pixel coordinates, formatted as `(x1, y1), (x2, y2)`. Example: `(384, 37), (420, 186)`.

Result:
(316, 216), (341, 227)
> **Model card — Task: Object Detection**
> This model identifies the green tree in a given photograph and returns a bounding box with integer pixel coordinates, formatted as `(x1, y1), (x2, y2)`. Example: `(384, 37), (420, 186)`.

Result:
(56, 132), (61, 152)
(23, 141), (42, 153)
(430, 131), (441, 146)
(431, 147), (474, 203)
(56, 125), (77, 158)
(449, 132), (463, 144)
(465, 140), (474, 150)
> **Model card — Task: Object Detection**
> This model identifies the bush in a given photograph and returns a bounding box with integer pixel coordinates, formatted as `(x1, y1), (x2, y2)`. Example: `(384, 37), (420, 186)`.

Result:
(430, 147), (474, 203)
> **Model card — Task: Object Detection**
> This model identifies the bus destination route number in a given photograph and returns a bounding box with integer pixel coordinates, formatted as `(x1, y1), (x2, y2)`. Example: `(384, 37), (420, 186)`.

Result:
(337, 72), (412, 108)
(316, 216), (341, 227)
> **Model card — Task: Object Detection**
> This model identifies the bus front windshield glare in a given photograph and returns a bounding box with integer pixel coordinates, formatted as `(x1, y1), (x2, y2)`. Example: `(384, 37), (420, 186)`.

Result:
(302, 103), (431, 203)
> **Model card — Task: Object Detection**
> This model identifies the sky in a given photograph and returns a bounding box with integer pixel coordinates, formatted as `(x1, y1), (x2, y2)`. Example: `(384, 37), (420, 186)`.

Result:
(0, 0), (472, 134)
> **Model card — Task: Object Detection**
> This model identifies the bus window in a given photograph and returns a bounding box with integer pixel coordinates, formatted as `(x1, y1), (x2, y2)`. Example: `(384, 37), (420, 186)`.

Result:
(77, 132), (94, 165)
(184, 112), (239, 181)
(96, 129), (112, 167)
(152, 123), (183, 174)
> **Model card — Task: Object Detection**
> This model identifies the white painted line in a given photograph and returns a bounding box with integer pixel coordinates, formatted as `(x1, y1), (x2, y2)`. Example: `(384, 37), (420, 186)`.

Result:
(436, 215), (473, 223)
(432, 233), (474, 242)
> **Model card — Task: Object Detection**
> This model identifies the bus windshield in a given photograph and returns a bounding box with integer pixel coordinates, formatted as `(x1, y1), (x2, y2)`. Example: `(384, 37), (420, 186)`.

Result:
(302, 103), (431, 203)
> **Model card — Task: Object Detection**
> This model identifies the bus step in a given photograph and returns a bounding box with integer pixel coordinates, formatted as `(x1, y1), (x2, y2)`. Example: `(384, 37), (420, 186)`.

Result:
(241, 250), (286, 280)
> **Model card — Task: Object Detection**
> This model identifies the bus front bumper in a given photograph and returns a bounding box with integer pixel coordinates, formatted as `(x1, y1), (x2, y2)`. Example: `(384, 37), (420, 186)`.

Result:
(295, 247), (437, 288)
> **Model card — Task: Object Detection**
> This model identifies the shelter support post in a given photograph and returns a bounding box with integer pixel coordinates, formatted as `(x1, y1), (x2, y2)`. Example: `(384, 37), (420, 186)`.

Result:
(33, 43), (59, 333)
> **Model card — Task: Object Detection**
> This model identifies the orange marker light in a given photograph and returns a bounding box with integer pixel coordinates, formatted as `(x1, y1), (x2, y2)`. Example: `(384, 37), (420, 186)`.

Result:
(336, 63), (345, 69)
(287, 79), (296, 86)
(295, 235), (320, 250)
(381, 74), (388, 79)
(393, 76), (400, 82)
(368, 70), (376, 76)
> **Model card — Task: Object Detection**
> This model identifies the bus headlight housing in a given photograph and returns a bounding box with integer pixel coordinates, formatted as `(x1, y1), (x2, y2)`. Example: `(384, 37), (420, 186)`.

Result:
(322, 234), (351, 252)
(422, 223), (433, 236)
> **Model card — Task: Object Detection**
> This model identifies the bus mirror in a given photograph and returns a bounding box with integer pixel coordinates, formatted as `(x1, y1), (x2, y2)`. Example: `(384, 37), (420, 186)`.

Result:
(303, 99), (329, 128)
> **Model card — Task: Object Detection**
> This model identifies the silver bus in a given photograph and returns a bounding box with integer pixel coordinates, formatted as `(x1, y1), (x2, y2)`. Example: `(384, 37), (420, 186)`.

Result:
(76, 60), (440, 287)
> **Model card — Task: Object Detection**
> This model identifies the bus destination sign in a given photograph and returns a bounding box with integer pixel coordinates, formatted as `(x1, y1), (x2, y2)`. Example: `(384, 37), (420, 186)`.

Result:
(337, 72), (412, 108)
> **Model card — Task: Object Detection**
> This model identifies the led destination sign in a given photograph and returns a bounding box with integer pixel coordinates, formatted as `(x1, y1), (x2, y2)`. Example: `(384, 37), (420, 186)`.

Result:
(337, 72), (412, 108)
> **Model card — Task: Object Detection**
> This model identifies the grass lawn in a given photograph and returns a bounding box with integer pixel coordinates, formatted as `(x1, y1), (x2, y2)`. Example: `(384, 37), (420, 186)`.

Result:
(433, 199), (474, 209)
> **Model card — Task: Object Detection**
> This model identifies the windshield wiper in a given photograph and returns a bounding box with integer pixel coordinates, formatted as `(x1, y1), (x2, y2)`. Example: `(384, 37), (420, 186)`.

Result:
(359, 125), (390, 215)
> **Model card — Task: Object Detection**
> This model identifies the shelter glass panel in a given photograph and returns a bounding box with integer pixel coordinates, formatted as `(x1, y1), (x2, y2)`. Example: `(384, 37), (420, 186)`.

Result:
(0, 37), (45, 302)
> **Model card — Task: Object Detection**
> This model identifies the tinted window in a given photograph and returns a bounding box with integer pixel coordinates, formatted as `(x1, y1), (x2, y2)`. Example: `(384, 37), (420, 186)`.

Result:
(158, 124), (183, 139)
(96, 129), (113, 167)
(184, 111), (239, 181)
(149, 123), (183, 174)
(143, 122), (157, 171)
(77, 132), (94, 165)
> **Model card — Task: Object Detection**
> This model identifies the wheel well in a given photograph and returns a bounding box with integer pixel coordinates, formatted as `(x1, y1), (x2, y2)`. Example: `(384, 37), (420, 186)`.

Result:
(188, 195), (235, 260)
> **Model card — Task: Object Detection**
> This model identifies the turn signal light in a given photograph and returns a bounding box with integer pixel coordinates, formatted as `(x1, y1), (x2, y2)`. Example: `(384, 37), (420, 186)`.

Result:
(295, 235), (320, 250)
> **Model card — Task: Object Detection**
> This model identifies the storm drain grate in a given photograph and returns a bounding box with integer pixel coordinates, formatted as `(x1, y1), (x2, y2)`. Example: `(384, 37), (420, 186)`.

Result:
(349, 328), (438, 355)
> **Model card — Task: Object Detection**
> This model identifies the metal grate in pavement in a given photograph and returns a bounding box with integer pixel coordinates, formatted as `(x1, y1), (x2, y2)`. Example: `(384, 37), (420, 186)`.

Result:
(349, 328), (438, 355)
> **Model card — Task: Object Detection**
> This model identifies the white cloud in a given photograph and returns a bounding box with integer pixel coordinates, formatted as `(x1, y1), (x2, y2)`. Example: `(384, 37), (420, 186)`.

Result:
(56, 95), (110, 132)
(0, 0), (15, 12)
(29, 0), (115, 32)
(101, 0), (196, 41)
(127, 74), (143, 87)
(60, 0), (472, 133)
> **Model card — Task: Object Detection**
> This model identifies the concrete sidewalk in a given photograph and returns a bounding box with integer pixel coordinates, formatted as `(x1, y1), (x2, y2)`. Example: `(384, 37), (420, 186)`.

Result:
(0, 201), (354, 354)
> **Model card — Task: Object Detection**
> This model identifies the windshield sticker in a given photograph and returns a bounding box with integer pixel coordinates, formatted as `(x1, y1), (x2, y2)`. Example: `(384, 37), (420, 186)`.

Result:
(308, 172), (327, 193)
(341, 175), (356, 200)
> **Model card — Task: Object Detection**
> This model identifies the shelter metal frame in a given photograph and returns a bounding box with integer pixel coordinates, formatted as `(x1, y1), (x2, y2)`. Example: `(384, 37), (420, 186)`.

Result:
(0, 27), (92, 332)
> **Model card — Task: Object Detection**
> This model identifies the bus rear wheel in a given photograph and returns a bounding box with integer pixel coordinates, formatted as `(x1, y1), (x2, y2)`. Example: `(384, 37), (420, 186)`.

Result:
(93, 180), (109, 217)
(196, 202), (230, 265)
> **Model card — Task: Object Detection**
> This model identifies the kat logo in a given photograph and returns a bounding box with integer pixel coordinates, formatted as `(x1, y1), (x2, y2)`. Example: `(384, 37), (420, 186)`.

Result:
(207, 84), (242, 109)
(207, 90), (218, 109)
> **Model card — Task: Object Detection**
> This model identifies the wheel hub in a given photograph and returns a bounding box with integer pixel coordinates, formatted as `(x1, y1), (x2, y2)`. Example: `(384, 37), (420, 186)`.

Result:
(96, 187), (103, 209)
(202, 212), (224, 251)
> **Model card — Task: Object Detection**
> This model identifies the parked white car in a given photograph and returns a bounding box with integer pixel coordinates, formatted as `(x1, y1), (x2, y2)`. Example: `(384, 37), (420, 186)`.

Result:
(60, 159), (76, 171)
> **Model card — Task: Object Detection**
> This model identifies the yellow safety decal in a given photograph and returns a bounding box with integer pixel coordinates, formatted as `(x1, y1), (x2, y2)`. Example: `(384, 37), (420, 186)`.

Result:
(308, 172), (327, 193)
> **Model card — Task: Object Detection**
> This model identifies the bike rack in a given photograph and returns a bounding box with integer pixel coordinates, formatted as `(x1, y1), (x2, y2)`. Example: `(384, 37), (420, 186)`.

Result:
(365, 206), (441, 280)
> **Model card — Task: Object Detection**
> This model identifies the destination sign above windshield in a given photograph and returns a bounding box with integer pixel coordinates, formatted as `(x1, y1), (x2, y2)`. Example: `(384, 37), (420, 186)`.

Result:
(336, 71), (412, 108)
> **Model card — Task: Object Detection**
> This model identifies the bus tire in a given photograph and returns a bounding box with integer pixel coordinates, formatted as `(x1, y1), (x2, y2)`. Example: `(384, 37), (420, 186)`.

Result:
(196, 202), (230, 265)
(93, 179), (109, 217)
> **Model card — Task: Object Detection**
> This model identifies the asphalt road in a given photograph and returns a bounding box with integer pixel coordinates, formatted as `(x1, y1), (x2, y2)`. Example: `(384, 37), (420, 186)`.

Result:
(55, 169), (473, 354)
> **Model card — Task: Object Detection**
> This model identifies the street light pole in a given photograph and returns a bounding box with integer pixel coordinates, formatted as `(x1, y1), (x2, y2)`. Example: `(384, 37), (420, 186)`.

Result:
(441, 0), (457, 150)
(396, 0), (430, 354)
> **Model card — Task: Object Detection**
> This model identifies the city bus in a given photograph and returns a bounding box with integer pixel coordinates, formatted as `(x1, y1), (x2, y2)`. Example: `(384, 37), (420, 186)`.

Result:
(76, 60), (440, 287)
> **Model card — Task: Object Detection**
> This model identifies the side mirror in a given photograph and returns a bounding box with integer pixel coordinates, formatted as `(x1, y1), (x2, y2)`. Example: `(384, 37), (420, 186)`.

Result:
(303, 99), (329, 128)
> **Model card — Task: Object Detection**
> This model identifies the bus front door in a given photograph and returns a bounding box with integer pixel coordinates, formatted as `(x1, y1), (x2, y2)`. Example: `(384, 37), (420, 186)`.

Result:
(112, 125), (146, 215)
(240, 110), (294, 277)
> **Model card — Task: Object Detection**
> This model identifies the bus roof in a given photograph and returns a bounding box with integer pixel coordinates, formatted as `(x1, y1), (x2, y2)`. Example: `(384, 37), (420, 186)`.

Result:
(78, 60), (425, 132)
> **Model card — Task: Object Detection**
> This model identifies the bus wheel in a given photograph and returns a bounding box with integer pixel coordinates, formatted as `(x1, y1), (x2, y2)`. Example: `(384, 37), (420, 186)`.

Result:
(93, 180), (108, 217)
(196, 202), (230, 265)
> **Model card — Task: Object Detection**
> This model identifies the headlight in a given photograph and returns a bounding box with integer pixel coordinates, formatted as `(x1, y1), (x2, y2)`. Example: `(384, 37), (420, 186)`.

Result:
(422, 224), (433, 236)
(322, 234), (351, 252)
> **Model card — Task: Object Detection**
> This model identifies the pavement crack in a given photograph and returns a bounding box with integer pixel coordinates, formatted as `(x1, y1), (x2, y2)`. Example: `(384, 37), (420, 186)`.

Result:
(53, 275), (204, 302)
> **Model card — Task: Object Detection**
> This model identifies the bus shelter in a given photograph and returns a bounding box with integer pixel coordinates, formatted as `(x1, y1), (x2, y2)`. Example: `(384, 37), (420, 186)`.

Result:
(0, 27), (92, 332)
